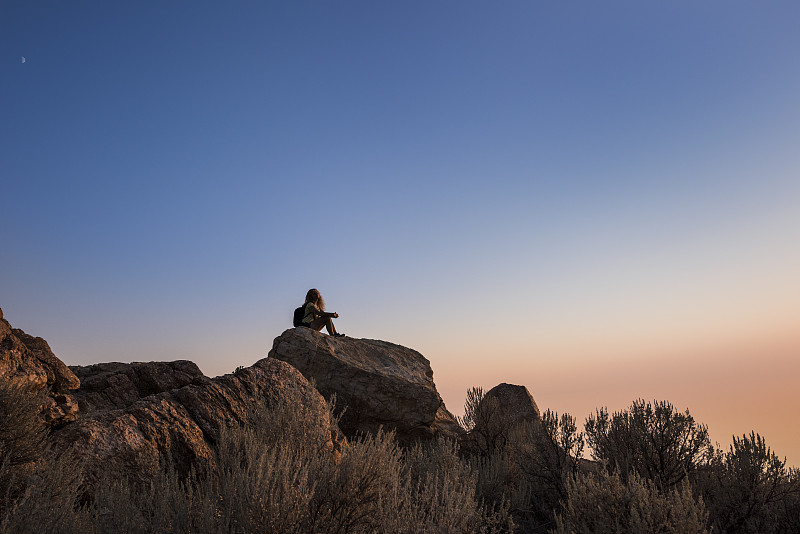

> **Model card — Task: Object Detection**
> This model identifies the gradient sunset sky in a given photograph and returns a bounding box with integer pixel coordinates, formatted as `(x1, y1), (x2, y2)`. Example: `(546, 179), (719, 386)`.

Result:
(2, 2), (799, 464)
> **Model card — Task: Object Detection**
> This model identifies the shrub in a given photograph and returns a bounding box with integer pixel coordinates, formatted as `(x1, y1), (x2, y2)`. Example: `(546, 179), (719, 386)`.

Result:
(0, 381), (86, 533)
(584, 399), (711, 490)
(458, 386), (512, 455)
(375, 438), (513, 533)
(90, 384), (331, 534)
(460, 388), (586, 532)
(0, 381), (49, 468)
(507, 410), (585, 532)
(551, 470), (710, 534)
(699, 432), (800, 533)
(87, 386), (509, 534)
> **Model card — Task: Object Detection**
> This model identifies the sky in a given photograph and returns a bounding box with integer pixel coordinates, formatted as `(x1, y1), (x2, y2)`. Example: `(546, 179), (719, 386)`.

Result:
(2, 1), (799, 465)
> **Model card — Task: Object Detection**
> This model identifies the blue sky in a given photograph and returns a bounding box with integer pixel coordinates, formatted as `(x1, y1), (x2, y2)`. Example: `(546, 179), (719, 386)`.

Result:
(2, 2), (799, 463)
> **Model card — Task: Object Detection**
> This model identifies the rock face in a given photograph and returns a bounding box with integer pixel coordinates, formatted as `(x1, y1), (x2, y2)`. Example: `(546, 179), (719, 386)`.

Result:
(268, 328), (463, 444)
(483, 382), (540, 427)
(70, 360), (206, 413)
(0, 309), (340, 490)
(2, 309), (470, 492)
(0, 310), (80, 426)
(463, 382), (541, 455)
(53, 358), (339, 489)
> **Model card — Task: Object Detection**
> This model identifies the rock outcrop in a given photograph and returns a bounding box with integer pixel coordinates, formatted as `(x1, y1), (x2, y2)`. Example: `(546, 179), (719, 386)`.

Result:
(1, 308), (341, 491)
(53, 358), (340, 489)
(70, 360), (205, 413)
(268, 328), (463, 444)
(462, 382), (541, 455)
(483, 382), (540, 427)
(2, 309), (471, 493)
(0, 309), (80, 426)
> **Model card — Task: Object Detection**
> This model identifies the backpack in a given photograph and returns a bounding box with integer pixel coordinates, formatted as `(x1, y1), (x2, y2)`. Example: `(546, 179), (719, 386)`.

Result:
(293, 303), (307, 327)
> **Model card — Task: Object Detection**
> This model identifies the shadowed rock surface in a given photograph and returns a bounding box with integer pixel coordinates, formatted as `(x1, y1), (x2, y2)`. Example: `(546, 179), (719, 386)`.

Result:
(0, 308), (80, 426)
(1, 312), (339, 488)
(70, 360), (205, 413)
(484, 382), (541, 426)
(2, 310), (470, 493)
(268, 327), (463, 444)
(52, 358), (339, 489)
(461, 382), (542, 455)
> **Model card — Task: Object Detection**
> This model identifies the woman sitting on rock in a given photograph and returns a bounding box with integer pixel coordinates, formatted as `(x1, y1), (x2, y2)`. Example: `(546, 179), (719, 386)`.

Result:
(301, 288), (344, 337)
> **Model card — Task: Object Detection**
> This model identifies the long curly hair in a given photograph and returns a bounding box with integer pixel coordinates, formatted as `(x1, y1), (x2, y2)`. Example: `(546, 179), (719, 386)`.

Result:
(305, 288), (325, 311)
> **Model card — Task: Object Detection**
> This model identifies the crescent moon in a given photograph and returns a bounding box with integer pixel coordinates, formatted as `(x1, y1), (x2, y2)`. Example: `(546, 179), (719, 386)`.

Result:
(21, 57), (26, 64)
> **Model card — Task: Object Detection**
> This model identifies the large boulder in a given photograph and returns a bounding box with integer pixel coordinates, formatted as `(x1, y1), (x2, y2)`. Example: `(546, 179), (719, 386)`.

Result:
(0, 309), (80, 425)
(483, 382), (540, 427)
(52, 357), (340, 489)
(268, 328), (463, 444)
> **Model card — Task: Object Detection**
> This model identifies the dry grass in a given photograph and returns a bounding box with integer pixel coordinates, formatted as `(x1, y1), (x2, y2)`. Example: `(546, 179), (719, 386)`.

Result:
(2, 378), (799, 534)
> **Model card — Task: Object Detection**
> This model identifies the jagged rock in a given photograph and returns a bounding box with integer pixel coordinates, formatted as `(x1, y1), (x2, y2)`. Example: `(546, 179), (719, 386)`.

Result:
(0, 313), (80, 426)
(0, 316), (80, 392)
(268, 327), (463, 444)
(41, 393), (80, 425)
(70, 360), (205, 413)
(52, 358), (340, 489)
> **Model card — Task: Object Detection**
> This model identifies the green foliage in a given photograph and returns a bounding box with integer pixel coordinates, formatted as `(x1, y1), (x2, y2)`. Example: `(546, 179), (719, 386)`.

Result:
(585, 399), (712, 490)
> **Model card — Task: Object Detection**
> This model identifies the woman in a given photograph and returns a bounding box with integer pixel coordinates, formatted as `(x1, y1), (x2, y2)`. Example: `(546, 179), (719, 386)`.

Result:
(301, 288), (344, 337)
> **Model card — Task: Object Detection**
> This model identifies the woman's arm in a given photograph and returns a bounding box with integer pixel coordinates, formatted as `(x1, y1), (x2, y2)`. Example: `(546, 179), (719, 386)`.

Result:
(309, 304), (338, 319)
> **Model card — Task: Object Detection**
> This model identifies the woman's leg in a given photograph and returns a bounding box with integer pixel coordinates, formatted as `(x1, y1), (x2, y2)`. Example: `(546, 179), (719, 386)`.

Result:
(310, 316), (337, 335)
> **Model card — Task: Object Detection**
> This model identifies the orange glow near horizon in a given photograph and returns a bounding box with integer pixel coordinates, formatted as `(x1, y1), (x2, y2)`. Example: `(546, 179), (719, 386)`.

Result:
(432, 322), (800, 467)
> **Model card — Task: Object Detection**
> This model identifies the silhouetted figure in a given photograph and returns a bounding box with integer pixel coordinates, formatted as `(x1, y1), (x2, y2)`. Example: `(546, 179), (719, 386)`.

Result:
(300, 288), (344, 337)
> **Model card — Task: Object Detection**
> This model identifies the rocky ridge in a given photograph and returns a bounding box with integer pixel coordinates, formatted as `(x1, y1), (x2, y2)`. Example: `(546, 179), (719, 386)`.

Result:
(53, 357), (337, 488)
(2, 312), (540, 488)
(0, 308), (80, 426)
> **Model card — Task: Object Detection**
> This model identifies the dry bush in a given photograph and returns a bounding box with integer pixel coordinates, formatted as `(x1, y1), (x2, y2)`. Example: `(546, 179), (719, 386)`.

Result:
(459, 388), (584, 532)
(585, 399), (712, 490)
(308, 429), (401, 533)
(377, 438), (513, 533)
(459, 386), (512, 456)
(89, 384), (330, 534)
(90, 422), (320, 534)
(90, 462), (201, 534)
(777, 468), (800, 534)
(551, 470), (709, 534)
(0, 381), (49, 468)
(698, 432), (800, 534)
(507, 410), (584, 532)
(0, 448), (86, 534)
(1, 380), (48, 518)
(85, 384), (507, 534)
(0, 381), (87, 533)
